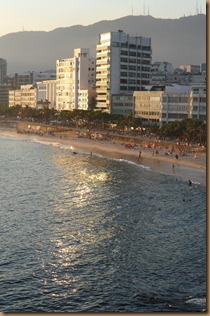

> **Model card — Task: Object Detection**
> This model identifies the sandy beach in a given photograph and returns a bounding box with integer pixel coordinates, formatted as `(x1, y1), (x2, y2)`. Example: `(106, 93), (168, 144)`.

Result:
(0, 128), (206, 186)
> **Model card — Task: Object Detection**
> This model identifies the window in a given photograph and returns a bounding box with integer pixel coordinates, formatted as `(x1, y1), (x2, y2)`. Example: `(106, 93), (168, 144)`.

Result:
(112, 42), (119, 47)
(129, 66), (136, 71)
(121, 50), (128, 56)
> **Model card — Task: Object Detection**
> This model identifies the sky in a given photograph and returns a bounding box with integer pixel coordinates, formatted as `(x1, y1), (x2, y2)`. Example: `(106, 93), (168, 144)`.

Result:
(0, 0), (206, 37)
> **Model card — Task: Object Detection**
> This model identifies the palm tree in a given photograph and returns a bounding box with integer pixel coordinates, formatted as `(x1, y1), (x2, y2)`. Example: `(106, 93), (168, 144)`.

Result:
(37, 99), (52, 124)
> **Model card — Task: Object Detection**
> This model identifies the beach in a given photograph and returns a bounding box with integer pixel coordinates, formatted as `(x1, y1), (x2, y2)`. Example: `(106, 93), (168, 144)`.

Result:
(0, 127), (206, 186)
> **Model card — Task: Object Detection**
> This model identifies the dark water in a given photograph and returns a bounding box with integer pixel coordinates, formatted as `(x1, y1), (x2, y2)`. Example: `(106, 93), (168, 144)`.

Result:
(0, 136), (206, 312)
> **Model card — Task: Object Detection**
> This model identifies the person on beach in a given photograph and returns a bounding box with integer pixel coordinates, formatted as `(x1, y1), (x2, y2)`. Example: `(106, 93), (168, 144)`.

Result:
(138, 150), (141, 162)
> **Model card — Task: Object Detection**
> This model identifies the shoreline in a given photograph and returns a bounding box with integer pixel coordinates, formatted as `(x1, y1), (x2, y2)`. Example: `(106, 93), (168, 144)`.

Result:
(1, 128), (206, 186)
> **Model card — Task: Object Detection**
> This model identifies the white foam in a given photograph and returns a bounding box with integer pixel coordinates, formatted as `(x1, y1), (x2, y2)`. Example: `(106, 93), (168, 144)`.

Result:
(186, 297), (206, 306)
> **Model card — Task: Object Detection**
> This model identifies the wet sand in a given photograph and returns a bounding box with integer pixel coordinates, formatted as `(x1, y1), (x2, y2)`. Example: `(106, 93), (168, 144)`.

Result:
(1, 128), (206, 186)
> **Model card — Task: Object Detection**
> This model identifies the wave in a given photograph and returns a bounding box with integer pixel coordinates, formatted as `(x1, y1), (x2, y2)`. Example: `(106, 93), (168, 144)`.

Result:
(185, 296), (206, 310)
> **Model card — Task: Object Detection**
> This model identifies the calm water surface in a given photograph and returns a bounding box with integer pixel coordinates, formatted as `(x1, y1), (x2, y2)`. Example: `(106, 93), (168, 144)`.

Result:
(0, 136), (206, 312)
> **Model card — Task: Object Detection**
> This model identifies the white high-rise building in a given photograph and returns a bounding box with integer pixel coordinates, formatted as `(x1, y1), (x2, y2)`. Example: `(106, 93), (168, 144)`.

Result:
(96, 30), (152, 112)
(56, 48), (96, 111)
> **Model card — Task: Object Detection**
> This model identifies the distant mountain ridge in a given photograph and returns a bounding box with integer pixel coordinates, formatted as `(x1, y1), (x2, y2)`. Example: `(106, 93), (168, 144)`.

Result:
(0, 14), (206, 74)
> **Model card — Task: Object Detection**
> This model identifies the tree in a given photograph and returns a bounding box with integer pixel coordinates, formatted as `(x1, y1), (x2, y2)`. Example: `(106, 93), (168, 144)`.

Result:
(37, 99), (53, 124)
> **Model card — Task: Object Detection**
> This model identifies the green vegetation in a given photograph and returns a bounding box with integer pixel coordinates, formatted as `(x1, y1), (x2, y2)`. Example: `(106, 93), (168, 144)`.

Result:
(0, 105), (206, 146)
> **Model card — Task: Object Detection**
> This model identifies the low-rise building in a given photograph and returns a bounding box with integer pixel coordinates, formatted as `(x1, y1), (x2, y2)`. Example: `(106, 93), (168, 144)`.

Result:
(180, 64), (200, 74)
(111, 94), (134, 115)
(161, 85), (191, 125)
(189, 85), (206, 123)
(133, 84), (206, 126)
(134, 87), (164, 124)
(9, 84), (37, 108)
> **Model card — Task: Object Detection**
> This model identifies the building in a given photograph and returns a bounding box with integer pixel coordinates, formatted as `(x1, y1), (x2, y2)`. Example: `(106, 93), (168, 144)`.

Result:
(13, 72), (34, 89)
(9, 89), (21, 107)
(0, 59), (10, 107)
(111, 94), (134, 116)
(6, 70), (56, 90)
(0, 84), (10, 107)
(56, 48), (96, 111)
(134, 87), (164, 124)
(33, 70), (56, 83)
(160, 85), (191, 125)
(189, 85), (206, 123)
(151, 61), (173, 74)
(96, 30), (152, 112)
(9, 84), (37, 108)
(133, 84), (206, 126)
(36, 80), (57, 109)
(180, 64), (200, 74)
(0, 58), (7, 84)
(200, 63), (206, 75)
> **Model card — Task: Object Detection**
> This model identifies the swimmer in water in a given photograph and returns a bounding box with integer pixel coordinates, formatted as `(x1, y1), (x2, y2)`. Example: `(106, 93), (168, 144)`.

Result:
(188, 180), (192, 186)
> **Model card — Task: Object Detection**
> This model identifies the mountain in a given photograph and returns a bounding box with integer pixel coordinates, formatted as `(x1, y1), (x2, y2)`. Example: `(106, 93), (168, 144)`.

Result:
(0, 14), (206, 74)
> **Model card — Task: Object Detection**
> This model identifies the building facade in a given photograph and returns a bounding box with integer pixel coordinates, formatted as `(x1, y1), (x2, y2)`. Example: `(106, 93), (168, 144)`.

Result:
(0, 84), (10, 107)
(189, 85), (206, 123)
(160, 85), (191, 125)
(133, 85), (206, 126)
(151, 61), (173, 74)
(56, 48), (96, 111)
(9, 84), (37, 108)
(36, 80), (57, 109)
(96, 30), (152, 112)
(0, 58), (7, 84)
(180, 64), (200, 74)
(111, 94), (134, 116)
(134, 89), (163, 124)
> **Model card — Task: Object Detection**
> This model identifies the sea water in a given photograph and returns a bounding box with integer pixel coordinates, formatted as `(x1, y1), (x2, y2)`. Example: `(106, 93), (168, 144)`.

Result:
(0, 136), (206, 312)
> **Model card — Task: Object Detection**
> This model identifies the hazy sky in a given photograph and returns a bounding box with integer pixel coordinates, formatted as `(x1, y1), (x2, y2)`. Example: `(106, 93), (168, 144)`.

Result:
(0, 0), (206, 37)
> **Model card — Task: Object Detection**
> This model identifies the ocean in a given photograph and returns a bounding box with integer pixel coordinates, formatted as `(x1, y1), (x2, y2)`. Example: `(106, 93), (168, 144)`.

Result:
(0, 135), (206, 312)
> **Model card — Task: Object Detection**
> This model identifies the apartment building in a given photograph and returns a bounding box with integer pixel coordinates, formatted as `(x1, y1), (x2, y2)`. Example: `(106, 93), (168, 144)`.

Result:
(189, 85), (206, 123)
(96, 30), (152, 112)
(151, 61), (173, 74)
(9, 84), (37, 108)
(160, 85), (191, 125)
(0, 84), (10, 107)
(133, 85), (205, 126)
(0, 58), (7, 84)
(111, 94), (134, 116)
(180, 64), (200, 74)
(56, 48), (96, 111)
(134, 88), (164, 124)
(36, 80), (57, 108)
